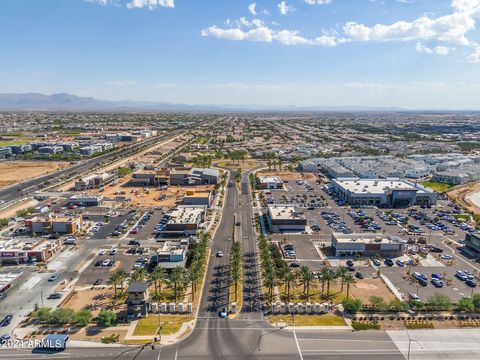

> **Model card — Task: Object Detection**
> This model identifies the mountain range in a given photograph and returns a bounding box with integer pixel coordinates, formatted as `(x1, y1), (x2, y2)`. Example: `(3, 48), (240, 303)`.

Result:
(0, 92), (416, 112)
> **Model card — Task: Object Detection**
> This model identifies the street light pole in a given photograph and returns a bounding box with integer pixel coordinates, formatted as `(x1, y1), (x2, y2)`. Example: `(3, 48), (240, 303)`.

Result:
(41, 290), (44, 308)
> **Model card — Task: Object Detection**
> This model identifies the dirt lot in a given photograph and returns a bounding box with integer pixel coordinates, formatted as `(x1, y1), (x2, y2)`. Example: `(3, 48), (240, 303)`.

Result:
(350, 278), (396, 304)
(0, 160), (69, 188)
(88, 176), (214, 208)
(447, 181), (480, 214)
(61, 288), (126, 316)
(258, 170), (317, 182)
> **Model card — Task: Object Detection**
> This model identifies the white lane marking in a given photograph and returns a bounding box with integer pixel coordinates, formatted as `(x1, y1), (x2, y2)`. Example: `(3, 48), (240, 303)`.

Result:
(174, 343), (179, 360)
(156, 347), (162, 360)
(293, 331), (304, 360)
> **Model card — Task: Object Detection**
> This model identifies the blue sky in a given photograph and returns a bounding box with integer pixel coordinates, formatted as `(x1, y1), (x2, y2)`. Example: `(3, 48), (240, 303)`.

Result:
(1, 0), (480, 108)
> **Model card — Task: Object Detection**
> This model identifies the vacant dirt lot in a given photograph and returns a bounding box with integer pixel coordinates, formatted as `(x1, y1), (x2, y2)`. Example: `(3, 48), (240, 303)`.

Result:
(62, 288), (126, 316)
(258, 171), (317, 182)
(349, 278), (396, 304)
(88, 176), (214, 208)
(0, 160), (69, 188)
(447, 181), (480, 214)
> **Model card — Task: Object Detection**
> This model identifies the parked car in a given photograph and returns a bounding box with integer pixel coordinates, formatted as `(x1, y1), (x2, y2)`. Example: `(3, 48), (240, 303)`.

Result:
(48, 273), (58, 282)
(128, 240), (141, 246)
(372, 259), (381, 266)
(431, 278), (445, 287)
(0, 315), (12, 327)
(384, 259), (394, 267)
(216, 251), (224, 257)
(466, 279), (477, 287)
(47, 293), (63, 300)
(93, 278), (103, 285)
(355, 272), (364, 279)
(219, 306), (228, 318)
(102, 259), (111, 267)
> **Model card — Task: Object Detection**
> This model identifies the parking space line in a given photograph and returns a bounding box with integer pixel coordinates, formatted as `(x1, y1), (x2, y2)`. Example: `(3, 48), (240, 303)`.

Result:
(293, 331), (304, 360)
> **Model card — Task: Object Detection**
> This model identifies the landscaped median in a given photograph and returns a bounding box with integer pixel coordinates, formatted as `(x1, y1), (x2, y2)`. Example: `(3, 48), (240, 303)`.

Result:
(269, 314), (347, 327)
(132, 315), (191, 337)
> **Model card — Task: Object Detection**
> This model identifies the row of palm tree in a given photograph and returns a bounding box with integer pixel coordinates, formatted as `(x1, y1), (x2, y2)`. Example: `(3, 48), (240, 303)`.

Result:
(230, 241), (242, 302)
(191, 155), (213, 168)
(258, 236), (358, 303)
(108, 232), (211, 305)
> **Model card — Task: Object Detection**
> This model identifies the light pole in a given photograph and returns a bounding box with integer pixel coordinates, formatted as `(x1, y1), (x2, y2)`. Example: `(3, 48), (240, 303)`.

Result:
(40, 290), (44, 308)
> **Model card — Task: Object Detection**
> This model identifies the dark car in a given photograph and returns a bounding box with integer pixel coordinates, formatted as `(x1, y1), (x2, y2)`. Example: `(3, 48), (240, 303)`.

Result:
(289, 262), (300, 268)
(384, 259), (394, 267)
(0, 315), (12, 327)
(346, 260), (354, 267)
(466, 279), (477, 288)
(235, 221), (241, 226)
(94, 260), (102, 266)
(93, 278), (103, 285)
(128, 240), (141, 246)
(47, 293), (63, 300)
(355, 272), (364, 279)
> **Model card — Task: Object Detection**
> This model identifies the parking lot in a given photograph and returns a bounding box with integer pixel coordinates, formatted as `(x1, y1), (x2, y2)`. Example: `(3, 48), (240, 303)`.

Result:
(261, 172), (480, 302)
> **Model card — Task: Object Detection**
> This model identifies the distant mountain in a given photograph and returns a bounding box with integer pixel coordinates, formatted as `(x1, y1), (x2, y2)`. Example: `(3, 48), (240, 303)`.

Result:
(0, 92), (415, 112)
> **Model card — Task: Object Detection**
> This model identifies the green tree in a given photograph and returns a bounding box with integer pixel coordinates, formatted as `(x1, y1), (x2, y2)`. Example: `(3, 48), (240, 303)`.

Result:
(299, 266), (314, 301)
(426, 293), (452, 311)
(149, 266), (167, 301)
(130, 268), (148, 283)
(342, 299), (362, 314)
(170, 266), (186, 303)
(457, 297), (474, 312)
(322, 270), (336, 298)
(369, 295), (387, 312)
(343, 274), (356, 300)
(32, 308), (52, 323)
(472, 293), (480, 309)
(50, 308), (75, 325)
(75, 309), (93, 327)
(337, 266), (349, 292)
(283, 267), (296, 302)
(97, 310), (117, 327)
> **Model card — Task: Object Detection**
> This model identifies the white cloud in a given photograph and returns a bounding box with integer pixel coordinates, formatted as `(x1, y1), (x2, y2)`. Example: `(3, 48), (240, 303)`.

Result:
(343, 0), (480, 46)
(126, 0), (174, 10)
(85, 0), (115, 5)
(278, 1), (295, 15)
(467, 45), (480, 62)
(415, 42), (452, 55)
(202, 25), (338, 46)
(304, 0), (333, 4)
(248, 3), (257, 16)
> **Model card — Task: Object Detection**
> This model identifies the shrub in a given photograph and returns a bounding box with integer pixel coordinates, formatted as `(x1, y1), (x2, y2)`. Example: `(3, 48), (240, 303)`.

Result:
(75, 309), (92, 327)
(351, 321), (381, 331)
(342, 299), (363, 314)
(97, 310), (117, 327)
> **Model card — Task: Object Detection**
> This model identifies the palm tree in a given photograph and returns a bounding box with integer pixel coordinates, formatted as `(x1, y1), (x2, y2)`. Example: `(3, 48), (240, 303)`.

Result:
(149, 266), (167, 301)
(283, 267), (296, 302)
(264, 266), (277, 304)
(188, 265), (199, 302)
(299, 266), (314, 301)
(337, 266), (349, 292)
(170, 266), (186, 303)
(109, 272), (121, 300)
(344, 274), (356, 300)
(130, 268), (148, 283)
(322, 270), (336, 298)
(230, 241), (242, 302)
(319, 267), (330, 293)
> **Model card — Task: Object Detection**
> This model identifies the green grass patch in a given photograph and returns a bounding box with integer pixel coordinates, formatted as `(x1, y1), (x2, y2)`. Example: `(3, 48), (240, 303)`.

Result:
(269, 314), (346, 327)
(351, 321), (381, 330)
(194, 136), (209, 144)
(422, 181), (453, 192)
(0, 140), (29, 146)
(133, 315), (189, 336)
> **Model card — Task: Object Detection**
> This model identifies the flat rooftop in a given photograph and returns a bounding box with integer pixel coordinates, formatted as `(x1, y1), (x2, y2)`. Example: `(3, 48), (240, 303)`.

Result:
(258, 176), (282, 183)
(334, 178), (428, 194)
(333, 232), (405, 244)
(268, 205), (305, 220)
(169, 206), (205, 224)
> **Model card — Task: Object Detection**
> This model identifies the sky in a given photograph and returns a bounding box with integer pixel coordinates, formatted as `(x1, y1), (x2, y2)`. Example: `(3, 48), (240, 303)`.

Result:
(1, 0), (480, 109)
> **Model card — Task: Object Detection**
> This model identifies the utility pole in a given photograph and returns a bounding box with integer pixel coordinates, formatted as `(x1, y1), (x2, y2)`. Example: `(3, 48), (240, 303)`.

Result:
(41, 290), (44, 308)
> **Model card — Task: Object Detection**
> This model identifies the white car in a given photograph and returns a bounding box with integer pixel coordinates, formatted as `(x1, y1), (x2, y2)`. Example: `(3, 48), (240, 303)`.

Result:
(98, 249), (106, 256)
(441, 255), (453, 260)
(102, 259), (111, 267)
(216, 251), (224, 257)
(110, 248), (118, 255)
